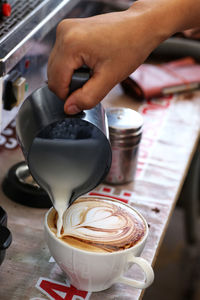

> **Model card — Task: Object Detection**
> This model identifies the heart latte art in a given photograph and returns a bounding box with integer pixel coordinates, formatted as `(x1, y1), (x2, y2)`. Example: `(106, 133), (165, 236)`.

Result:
(48, 198), (146, 253)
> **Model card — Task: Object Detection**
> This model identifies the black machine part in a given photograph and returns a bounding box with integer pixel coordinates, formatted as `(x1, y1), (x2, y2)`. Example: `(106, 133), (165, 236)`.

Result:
(0, 206), (12, 266)
(2, 161), (52, 208)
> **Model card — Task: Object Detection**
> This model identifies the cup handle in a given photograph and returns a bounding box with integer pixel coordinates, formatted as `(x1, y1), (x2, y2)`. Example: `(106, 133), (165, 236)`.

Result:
(117, 256), (154, 289)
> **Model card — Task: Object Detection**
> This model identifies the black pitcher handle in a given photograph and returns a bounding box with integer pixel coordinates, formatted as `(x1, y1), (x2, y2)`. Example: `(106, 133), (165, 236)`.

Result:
(69, 66), (91, 95)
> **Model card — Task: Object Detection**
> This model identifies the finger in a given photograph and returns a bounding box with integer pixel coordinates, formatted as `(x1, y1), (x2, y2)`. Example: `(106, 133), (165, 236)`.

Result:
(47, 52), (74, 100)
(47, 40), (84, 100)
(64, 68), (117, 114)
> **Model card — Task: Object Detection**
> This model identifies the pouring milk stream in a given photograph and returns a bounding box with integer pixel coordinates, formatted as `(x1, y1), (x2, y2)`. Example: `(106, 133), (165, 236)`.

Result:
(16, 68), (112, 236)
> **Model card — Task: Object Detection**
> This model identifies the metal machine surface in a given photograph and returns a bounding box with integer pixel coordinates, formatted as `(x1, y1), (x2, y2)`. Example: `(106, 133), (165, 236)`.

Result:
(0, 0), (128, 132)
(0, 0), (78, 130)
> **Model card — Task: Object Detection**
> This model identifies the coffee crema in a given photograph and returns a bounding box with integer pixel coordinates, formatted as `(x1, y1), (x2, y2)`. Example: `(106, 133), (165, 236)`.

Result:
(48, 198), (146, 253)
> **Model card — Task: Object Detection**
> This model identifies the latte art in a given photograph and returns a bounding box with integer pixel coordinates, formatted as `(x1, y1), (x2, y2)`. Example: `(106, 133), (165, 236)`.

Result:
(48, 198), (146, 253)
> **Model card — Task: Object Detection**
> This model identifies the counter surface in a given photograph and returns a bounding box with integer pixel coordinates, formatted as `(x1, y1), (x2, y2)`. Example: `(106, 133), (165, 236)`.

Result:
(0, 85), (200, 300)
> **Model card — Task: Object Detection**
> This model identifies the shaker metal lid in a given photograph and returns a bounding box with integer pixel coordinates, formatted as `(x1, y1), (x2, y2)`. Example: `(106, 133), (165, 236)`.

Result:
(106, 107), (143, 134)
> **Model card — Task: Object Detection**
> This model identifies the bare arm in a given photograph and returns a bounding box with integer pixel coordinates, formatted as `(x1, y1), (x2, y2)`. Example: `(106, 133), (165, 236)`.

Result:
(47, 0), (200, 114)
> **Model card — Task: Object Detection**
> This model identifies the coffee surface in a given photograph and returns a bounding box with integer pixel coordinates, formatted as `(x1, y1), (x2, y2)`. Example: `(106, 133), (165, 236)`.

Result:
(48, 197), (146, 253)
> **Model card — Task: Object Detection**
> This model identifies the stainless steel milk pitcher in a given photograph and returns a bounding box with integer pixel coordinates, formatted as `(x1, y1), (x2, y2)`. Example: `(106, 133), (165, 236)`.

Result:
(16, 68), (112, 206)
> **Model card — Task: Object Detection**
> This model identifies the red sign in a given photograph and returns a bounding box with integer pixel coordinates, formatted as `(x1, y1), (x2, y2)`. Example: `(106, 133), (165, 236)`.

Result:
(36, 278), (91, 300)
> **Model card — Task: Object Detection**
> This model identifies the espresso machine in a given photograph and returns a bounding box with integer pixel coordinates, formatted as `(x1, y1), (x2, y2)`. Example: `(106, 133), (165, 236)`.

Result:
(0, 0), (132, 212)
(0, 0), (107, 131)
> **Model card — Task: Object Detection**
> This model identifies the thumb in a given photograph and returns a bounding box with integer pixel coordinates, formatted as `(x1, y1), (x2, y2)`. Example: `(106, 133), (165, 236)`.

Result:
(64, 69), (116, 114)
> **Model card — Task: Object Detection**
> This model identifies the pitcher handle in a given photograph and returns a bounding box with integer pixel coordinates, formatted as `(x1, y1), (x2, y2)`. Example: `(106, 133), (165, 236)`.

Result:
(69, 66), (91, 95)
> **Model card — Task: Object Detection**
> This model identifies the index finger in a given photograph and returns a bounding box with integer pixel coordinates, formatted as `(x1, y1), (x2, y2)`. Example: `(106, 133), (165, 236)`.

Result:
(47, 48), (74, 100)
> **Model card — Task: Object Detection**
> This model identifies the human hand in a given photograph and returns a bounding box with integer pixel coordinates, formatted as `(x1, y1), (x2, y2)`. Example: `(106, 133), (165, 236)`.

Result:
(47, 5), (169, 114)
(48, 1), (185, 114)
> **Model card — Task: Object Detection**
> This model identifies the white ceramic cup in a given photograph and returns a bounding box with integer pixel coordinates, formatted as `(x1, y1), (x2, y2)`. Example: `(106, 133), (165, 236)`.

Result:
(44, 197), (154, 292)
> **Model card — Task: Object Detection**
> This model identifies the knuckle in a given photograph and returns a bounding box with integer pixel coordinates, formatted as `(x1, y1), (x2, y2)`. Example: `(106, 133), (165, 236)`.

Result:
(56, 19), (72, 34)
(56, 20), (66, 36)
(57, 21), (86, 45)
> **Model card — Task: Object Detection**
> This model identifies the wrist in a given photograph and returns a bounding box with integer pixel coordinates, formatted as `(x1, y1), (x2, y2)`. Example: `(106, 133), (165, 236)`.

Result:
(128, 0), (200, 36)
(127, 1), (176, 41)
(118, 3), (171, 62)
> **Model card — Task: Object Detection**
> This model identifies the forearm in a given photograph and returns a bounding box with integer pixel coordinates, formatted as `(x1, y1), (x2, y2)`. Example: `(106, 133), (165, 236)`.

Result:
(129, 0), (200, 36)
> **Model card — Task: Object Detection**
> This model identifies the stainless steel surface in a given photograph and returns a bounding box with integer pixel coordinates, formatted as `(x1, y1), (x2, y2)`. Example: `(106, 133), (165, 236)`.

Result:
(0, 0), (49, 44)
(0, 0), (81, 132)
(16, 80), (112, 206)
(0, 0), (80, 75)
(15, 163), (39, 187)
(15, 68), (109, 157)
(106, 107), (143, 134)
(105, 107), (143, 184)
